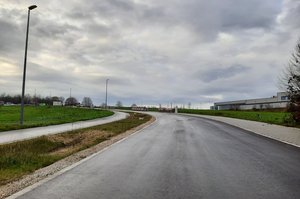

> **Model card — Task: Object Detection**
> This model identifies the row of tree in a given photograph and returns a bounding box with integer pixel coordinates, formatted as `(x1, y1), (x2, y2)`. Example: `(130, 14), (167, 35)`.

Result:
(0, 93), (61, 105)
(0, 93), (127, 108)
(0, 94), (94, 107)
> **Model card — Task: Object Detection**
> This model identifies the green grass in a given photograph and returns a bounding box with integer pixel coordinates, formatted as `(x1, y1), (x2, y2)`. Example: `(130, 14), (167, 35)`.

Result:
(178, 109), (291, 126)
(0, 106), (113, 131)
(89, 112), (152, 134)
(0, 137), (64, 184)
(0, 112), (152, 185)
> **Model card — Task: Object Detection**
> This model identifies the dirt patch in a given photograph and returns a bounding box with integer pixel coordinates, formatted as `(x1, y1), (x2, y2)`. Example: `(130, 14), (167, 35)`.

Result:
(0, 116), (155, 199)
(47, 130), (112, 156)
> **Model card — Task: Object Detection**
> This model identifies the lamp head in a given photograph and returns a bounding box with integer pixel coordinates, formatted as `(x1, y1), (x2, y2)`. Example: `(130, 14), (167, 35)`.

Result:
(28, 5), (37, 10)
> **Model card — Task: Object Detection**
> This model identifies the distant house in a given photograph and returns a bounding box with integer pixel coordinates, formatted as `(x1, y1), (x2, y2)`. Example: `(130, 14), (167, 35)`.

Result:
(53, 101), (63, 106)
(212, 92), (289, 110)
(132, 106), (148, 111)
(158, 107), (175, 113)
(4, 102), (15, 106)
(0, 101), (4, 106)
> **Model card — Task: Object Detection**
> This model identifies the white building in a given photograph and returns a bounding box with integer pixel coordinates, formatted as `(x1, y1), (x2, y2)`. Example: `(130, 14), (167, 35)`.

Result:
(212, 92), (289, 110)
(53, 101), (63, 106)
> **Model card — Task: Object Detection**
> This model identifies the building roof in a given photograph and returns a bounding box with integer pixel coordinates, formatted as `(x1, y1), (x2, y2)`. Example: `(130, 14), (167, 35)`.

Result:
(214, 92), (289, 106)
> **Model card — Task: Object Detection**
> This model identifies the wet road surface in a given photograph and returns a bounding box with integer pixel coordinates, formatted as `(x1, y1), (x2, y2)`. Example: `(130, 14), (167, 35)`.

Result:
(13, 113), (300, 199)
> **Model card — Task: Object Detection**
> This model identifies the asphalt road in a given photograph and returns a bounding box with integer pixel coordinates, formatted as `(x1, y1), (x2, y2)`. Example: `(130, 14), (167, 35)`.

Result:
(13, 113), (300, 199)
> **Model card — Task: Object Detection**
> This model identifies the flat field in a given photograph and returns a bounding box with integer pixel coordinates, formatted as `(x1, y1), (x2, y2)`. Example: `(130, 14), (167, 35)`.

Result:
(0, 106), (113, 131)
(179, 109), (291, 126)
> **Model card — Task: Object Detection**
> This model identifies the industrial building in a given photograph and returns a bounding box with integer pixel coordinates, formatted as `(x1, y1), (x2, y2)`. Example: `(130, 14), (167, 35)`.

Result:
(212, 92), (289, 110)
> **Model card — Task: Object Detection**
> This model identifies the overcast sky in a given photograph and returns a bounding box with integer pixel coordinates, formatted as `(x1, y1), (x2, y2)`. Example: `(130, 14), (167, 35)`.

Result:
(0, 0), (300, 108)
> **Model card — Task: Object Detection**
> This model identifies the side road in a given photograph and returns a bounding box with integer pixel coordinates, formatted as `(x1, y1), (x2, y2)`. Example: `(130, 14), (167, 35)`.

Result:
(180, 113), (300, 148)
(0, 111), (128, 144)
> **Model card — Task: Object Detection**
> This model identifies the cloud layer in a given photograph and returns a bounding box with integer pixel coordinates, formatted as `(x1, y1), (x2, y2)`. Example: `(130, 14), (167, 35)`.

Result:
(0, 0), (299, 108)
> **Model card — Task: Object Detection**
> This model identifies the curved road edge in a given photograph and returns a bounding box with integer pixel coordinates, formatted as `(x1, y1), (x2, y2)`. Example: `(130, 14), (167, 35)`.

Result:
(2, 114), (157, 199)
(0, 111), (128, 144)
(179, 113), (300, 148)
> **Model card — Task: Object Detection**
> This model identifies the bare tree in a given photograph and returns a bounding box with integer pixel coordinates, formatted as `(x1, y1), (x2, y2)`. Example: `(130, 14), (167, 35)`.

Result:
(281, 39), (300, 121)
(82, 97), (93, 108)
(65, 97), (79, 106)
(59, 96), (65, 104)
(51, 96), (60, 102)
(116, 101), (123, 107)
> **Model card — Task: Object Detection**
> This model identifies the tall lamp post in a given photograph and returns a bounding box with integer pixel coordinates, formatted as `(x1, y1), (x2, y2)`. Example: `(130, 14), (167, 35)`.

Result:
(20, 5), (37, 126)
(105, 79), (109, 109)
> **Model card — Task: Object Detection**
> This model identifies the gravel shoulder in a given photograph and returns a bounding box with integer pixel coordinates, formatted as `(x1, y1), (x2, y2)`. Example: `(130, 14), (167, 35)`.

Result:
(0, 116), (156, 199)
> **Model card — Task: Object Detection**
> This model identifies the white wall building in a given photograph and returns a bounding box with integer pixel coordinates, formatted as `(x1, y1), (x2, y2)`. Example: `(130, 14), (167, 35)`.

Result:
(53, 101), (63, 106)
(212, 92), (289, 110)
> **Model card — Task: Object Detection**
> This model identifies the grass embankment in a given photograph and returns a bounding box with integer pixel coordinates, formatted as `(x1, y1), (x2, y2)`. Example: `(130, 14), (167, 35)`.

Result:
(0, 112), (152, 185)
(179, 109), (291, 126)
(0, 106), (113, 131)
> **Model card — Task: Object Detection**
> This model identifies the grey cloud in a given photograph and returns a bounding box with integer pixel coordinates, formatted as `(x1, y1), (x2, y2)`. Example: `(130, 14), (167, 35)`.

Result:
(76, 0), (134, 19)
(197, 65), (251, 83)
(280, 0), (300, 29)
(150, 0), (282, 41)
(0, 0), (297, 107)
(27, 63), (78, 85)
(33, 20), (77, 39)
(0, 20), (19, 50)
(0, 16), (24, 57)
(141, 6), (166, 22)
(83, 75), (133, 86)
(197, 69), (277, 102)
(107, 0), (134, 11)
(85, 23), (113, 37)
(220, 0), (281, 30)
(67, 0), (170, 30)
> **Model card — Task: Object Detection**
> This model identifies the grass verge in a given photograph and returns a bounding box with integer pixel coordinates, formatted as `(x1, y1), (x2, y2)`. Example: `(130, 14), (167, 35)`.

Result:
(0, 106), (113, 131)
(0, 112), (152, 185)
(178, 109), (292, 126)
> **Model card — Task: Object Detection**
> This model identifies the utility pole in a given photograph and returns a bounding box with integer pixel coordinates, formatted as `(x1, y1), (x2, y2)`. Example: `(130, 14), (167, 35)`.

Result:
(105, 79), (109, 109)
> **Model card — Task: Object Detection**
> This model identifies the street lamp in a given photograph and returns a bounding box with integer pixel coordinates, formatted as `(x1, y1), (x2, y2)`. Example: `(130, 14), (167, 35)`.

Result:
(20, 5), (37, 126)
(105, 79), (109, 109)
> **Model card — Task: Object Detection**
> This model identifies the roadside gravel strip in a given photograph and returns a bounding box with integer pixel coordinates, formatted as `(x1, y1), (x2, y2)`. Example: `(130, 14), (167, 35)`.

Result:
(180, 113), (300, 147)
(0, 111), (127, 144)
(0, 116), (156, 199)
